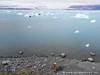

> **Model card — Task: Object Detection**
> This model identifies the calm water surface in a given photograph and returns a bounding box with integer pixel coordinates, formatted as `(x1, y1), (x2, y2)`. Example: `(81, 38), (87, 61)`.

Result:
(0, 10), (100, 61)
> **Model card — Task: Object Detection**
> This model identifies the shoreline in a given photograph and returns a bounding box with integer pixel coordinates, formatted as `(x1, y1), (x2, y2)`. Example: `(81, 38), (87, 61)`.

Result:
(0, 55), (100, 75)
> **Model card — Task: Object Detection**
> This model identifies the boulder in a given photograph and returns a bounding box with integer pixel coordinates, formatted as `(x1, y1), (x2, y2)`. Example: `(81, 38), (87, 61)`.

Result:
(88, 57), (94, 62)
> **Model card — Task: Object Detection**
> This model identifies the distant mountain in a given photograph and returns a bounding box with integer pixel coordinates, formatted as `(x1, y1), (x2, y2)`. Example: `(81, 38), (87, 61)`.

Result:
(0, 8), (31, 10)
(68, 5), (100, 10)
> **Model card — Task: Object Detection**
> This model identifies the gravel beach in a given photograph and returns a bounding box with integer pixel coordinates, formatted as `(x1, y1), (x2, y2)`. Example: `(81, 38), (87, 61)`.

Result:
(0, 55), (100, 75)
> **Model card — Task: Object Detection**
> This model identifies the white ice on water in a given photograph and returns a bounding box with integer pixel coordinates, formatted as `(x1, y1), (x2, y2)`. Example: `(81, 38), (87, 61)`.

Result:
(73, 13), (89, 19)
(27, 26), (31, 29)
(17, 13), (23, 15)
(90, 20), (96, 23)
(6, 11), (11, 13)
(34, 13), (39, 16)
(24, 14), (30, 17)
(74, 30), (80, 34)
(85, 43), (90, 47)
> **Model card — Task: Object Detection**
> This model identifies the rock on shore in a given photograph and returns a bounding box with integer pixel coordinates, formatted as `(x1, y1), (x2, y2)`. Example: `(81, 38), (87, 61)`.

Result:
(0, 55), (100, 75)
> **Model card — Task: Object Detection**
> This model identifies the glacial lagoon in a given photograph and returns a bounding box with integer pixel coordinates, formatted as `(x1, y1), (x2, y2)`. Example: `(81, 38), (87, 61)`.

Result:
(0, 10), (100, 61)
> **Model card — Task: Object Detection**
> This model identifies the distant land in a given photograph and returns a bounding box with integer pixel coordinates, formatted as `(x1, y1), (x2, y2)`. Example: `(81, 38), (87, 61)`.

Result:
(0, 8), (32, 10)
(67, 5), (100, 10)
(0, 5), (100, 10)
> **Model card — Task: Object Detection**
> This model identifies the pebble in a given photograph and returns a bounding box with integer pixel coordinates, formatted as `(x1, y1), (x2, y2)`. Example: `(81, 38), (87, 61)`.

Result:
(51, 53), (55, 56)
(90, 53), (96, 56)
(60, 53), (66, 58)
(19, 51), (23, 54)
(62, 71), (66, 74)
(81, 58), (87, 61)
(88, 58), (94, 62)
(1, 60), (10, 65)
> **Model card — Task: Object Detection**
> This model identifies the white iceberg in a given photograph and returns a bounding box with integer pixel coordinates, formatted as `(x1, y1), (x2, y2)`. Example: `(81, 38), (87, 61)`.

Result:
(24, 14), (30, 17)
(6, 11), (11, 13)
(74, 13), (89, 19)
(90, 20), (96, 23)
(85, 43), (90, 47)
(74, 30), (80, 34)
(34, 13), (39, 16)
(17, 13), (23, 15)
(27, 26), (31, 29)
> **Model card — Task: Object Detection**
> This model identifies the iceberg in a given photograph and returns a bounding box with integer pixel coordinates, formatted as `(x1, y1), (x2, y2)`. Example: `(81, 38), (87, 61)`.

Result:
(90, 20), (96, 23)
(74, 13), (89, 19)
(17, 13), (23, 15)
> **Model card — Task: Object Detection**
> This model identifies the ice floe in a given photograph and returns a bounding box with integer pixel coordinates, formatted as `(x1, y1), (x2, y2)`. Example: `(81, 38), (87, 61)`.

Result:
(17, 13), (23, 15)
(24, 14), (30, 17)
(34, 13), (39, 16)
(74, 30), (80, 34)
(27, 26), (31, 29)
(73, 13), (89, 19)
(85, 43), (90, 47)
(6, 11), (11, 13)
(90, 20), (96, 23)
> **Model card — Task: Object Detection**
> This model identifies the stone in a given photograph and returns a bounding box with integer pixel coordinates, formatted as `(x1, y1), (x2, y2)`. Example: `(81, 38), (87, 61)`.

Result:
(38, 13), (41, 15)
(88, 58), (94, 62)
(19, 51), (23, 54)
(81, 58), (87, 61)
(51, 62), (61, 72)
(29, 16), (32, 18)
(51, 53), (55, 56)
(60, 53), (66, 58)
(1, 60), (10, 65)
(90, 53), (96, 56)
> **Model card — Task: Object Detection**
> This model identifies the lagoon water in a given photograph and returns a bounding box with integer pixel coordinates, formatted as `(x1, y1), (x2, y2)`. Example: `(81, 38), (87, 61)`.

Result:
(0, 10), (100, 61)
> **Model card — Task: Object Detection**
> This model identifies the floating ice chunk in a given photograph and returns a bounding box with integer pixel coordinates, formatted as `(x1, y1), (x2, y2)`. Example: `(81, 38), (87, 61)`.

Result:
(24, 14), (29, 17)
(85, 43), (90, 47)
(27, 26), (31, 29)
(74, 30), (80, 34)
(34, 13), (39, 16)
(74, 13), (89, 19)
(90, 20), (96, 23)
(6, 11), (11, 13)
(17, 13), (23, 15)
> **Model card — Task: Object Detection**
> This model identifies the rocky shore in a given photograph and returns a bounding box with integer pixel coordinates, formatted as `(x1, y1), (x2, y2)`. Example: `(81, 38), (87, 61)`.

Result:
(0, 54), (100, 75)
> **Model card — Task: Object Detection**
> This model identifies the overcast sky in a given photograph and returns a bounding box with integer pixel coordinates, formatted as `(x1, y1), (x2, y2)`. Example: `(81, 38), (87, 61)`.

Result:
(1, 0), (100, 3)
(0, 0), (100, 9)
